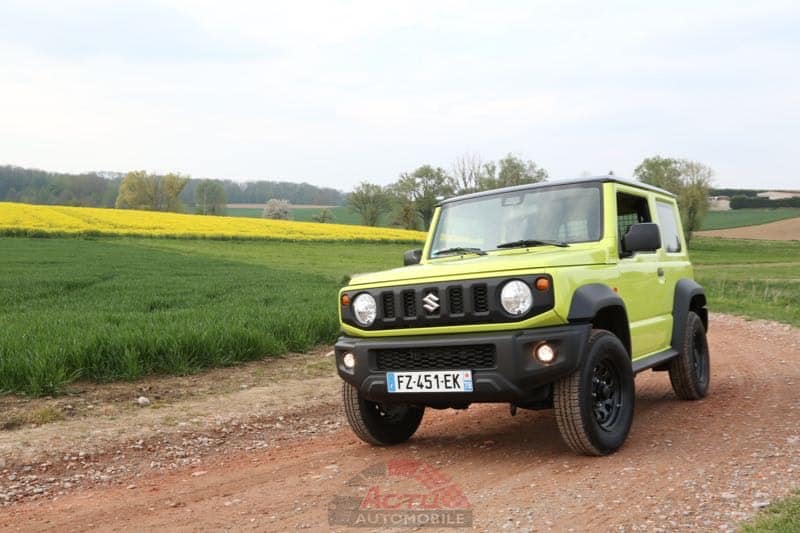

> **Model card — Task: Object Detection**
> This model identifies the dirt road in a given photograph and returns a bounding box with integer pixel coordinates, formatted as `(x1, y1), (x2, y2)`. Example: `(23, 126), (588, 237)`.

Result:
(2, 314), (799, 532)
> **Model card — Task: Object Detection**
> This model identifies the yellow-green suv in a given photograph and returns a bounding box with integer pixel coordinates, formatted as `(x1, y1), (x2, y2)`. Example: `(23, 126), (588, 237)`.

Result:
(335, 177), (710, 455)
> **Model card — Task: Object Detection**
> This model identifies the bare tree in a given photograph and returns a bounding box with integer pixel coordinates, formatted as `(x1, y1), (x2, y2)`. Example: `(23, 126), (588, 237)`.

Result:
(452, 153), (484, 194)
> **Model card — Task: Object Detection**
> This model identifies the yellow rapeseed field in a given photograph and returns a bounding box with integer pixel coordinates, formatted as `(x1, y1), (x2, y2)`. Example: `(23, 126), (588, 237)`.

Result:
(0, 203), (427, 242)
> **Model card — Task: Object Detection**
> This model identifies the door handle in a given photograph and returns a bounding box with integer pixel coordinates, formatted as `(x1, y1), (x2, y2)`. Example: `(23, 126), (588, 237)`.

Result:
(657, 267), (665, 277)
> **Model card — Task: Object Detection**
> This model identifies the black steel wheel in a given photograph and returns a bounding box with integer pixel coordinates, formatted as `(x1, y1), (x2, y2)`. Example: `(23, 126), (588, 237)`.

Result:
(592, 359), (625, 431)
(554, 329), (635, 456)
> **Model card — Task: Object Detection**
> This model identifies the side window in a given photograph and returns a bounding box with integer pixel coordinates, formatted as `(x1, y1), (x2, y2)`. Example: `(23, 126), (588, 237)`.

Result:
(616, 192), (652, 257)
(656, 201), (682, 253)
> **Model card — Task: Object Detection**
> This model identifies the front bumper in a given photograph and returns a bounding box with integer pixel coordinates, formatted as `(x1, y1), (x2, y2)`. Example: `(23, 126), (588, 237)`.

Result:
(335, 324), (592, 405)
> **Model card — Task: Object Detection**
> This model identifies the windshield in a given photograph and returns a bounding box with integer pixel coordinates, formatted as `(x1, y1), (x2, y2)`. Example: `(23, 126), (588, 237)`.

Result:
(430, 184), (603, 257)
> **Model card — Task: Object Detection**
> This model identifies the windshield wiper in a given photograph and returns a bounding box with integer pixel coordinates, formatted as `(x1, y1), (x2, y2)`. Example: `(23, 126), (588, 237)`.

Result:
(495, 239), (569, 249)
(432, 247), (487, 257)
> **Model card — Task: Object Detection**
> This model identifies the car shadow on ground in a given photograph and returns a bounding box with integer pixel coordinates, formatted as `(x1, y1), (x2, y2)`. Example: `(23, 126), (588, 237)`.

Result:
(378, 383), (712, 460)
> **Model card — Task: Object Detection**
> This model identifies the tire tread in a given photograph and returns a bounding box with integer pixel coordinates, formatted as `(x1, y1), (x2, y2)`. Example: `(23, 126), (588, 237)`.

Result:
(668, 311), (709, 400)
(342, 382), (424, 446)
(342, 382), (384, 445)
(553, 330), (611, 456)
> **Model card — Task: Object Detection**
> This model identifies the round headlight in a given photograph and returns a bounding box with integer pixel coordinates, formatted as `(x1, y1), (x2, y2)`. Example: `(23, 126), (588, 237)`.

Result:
(352, 293), (377, 326)
(500, 280), (533, 316)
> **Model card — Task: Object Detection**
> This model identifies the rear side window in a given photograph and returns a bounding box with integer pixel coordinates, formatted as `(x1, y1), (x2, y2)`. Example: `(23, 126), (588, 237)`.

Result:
(656, 201), (682, 253)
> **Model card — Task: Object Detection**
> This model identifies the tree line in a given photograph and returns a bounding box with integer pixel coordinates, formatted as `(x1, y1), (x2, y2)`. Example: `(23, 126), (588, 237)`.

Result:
(184, 179), (342, 206)
(0, 165), (344, 211)
(0, 166), (121, 207)
(729, 196), (800, 209)
(2, 157), (717, 237)
(348, 153), (549, 230)
(348, 154), (714, 241)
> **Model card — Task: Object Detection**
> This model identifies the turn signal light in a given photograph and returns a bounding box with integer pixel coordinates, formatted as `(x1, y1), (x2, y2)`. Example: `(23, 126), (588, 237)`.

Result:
(341, 294), (351, 306)
(535, 277), (550, 291)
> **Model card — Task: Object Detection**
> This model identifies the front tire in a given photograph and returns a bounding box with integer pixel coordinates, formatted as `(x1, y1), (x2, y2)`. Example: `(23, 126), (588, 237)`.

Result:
(342, 382), (425, 445)
(668, 311), (710, 400)
(554, 329), (635, 456)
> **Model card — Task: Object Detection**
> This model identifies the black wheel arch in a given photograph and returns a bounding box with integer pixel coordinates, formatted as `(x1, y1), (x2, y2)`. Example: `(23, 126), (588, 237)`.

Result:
(671, 279), (708, 351)
(568, 284), (632, 357)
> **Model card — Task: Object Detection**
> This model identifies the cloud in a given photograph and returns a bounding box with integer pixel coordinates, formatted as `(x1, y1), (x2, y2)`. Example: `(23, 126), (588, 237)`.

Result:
(0, 0), (799, 188)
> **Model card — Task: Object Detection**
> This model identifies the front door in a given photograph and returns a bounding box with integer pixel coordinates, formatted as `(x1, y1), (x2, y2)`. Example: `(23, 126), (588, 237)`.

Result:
(614, 186), (671, 358)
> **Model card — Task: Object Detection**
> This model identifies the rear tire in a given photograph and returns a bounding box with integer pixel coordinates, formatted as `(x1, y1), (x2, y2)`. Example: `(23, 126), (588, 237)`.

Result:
(553, 329), (635, 456)
(342, 382), (425, 445)
(669, 311), (710, 400)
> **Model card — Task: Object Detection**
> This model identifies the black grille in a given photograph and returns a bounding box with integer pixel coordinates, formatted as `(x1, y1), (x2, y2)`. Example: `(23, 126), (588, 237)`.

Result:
(341, 275), (554, 330)
(402, 290), (416, 318)
(382, 292), (395, 319)
(472, 284), (489, 313)
(375, 345), (496, 371)
(448, 286), (464, 314)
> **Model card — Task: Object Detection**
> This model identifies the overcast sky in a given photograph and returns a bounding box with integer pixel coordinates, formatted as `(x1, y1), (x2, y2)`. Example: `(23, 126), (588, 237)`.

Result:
(1, 1), (798, 190)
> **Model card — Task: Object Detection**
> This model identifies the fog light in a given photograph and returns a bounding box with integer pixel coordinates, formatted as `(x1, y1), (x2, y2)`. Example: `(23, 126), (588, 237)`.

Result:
(534, 343), (555, 363)
(343, 352), (356, 369)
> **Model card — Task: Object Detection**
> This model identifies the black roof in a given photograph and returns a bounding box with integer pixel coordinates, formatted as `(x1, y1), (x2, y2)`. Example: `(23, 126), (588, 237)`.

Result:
(438, 176), (676, 205)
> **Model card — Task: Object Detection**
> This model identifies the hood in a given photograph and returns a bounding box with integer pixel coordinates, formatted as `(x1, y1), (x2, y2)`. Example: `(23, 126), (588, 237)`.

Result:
(348, 246), (611, 287)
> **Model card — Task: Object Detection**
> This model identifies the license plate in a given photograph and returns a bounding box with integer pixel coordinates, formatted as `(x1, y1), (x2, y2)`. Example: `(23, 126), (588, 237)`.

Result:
(386, 370), (473, 393)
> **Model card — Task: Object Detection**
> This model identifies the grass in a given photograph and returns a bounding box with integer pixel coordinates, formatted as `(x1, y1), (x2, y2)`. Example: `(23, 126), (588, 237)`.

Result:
(27, 406), (65, 425)
(741, 491), (800, 532)
(1, 406), (66, 429)
(0, 237), (411, 396)
(690, 237), (800, 327)
(700, 208), (800, 230)
(1, 235), (797, 396)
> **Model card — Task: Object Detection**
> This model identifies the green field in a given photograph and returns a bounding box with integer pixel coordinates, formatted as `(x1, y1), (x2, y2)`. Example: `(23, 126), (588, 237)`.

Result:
(225, 205), (356, 223)
(700, 208), (800, 230)
(1, 234), (798, 397)
(691, 237), (800, 327)
(224, 205), (392, 226)
(221, 206), (263, 217)
(0, 237), (411, 396)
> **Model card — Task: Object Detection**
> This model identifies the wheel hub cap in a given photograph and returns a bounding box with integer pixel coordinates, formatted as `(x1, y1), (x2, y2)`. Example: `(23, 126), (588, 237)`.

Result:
(591, 360), (623, 430)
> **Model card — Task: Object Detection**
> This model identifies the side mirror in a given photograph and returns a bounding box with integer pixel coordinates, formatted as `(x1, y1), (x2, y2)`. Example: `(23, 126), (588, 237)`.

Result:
(623, 223), (661, 253)
(403, 249), (422, 266)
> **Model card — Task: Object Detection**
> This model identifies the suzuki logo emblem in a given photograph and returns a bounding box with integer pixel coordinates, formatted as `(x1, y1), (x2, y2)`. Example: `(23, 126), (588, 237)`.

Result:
(422, 292), (440, 313)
